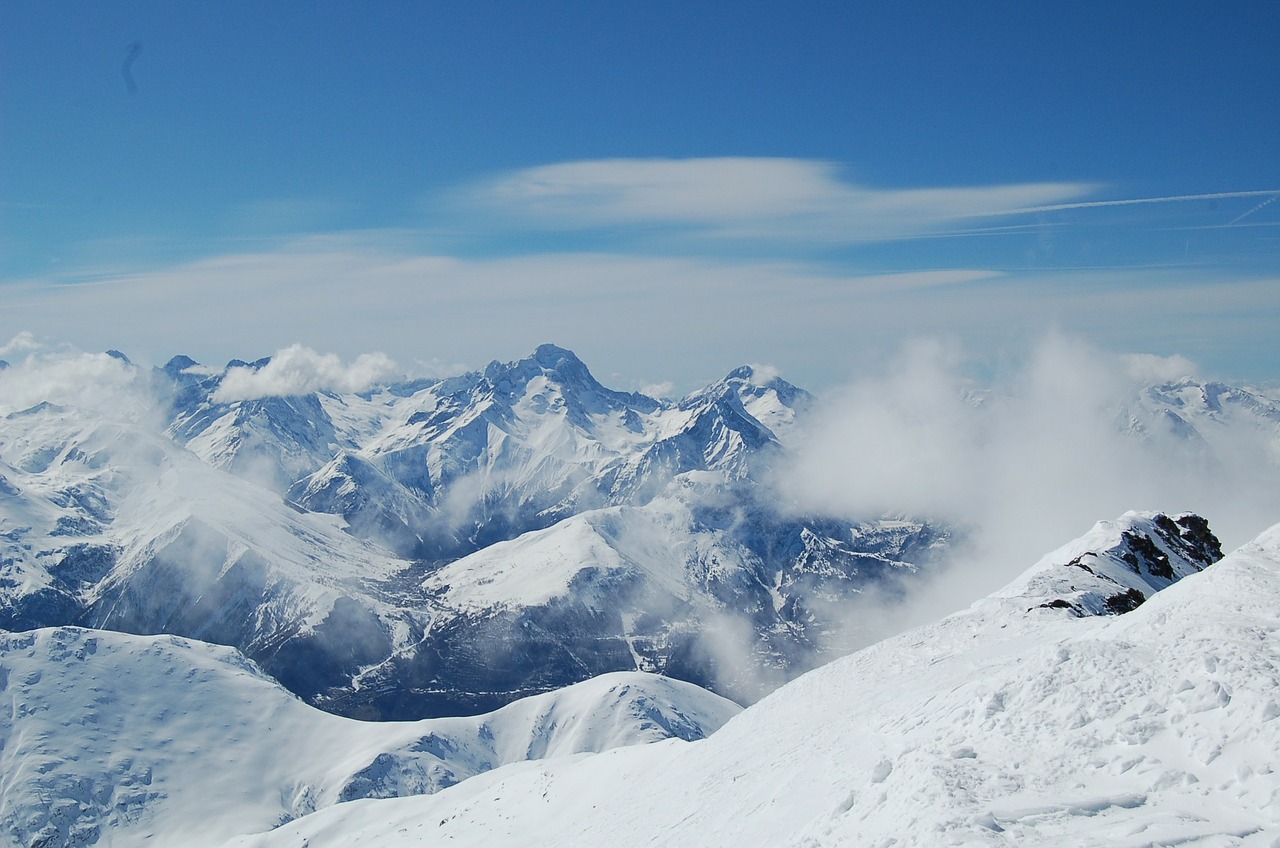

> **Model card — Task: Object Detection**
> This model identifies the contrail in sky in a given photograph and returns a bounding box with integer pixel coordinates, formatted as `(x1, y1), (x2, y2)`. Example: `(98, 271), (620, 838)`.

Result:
(1006, 189), (1280, 216)
(1227, 194), (1279, 225)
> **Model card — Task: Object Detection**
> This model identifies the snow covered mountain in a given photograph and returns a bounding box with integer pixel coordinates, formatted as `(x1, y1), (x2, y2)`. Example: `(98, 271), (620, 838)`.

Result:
(165, 344), (811, 560)
(1126, 377), (1280, 473)
(0, 626), (737, 848)
(228, 511), (1280, 847)
(327, 477), (944, 716)
(0, 345), (946, 719)
(3, 345), (1278, 721)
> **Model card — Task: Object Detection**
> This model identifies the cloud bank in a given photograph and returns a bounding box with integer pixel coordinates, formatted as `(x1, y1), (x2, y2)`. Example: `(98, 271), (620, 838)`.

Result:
(7, 243), (1278, 396)
(212, 345), (399, 403)
(0, 347), (146, 418)
(780, 333), (1280, 634)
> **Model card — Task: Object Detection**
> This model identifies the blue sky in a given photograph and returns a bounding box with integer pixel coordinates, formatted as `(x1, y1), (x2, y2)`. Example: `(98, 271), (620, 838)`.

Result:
(2, 1), (1277, 391)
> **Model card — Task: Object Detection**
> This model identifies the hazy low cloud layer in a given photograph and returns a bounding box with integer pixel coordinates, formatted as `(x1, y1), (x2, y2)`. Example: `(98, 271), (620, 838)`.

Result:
(213, 345), (399, 402)
(6, 244), (1279, 395)
(780, 333), (1280, 632)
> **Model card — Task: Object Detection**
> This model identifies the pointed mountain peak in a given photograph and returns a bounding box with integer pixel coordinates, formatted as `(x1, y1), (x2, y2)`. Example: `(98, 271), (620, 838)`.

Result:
(724, 364), (783, 387)
(485, 344), (600, 395)
(700, 365), (812, 443)
(163, 354), (200, 375)
(532, 343), (583, 369)
(525, 344), (599, 389)
(719, 364), (809, 399)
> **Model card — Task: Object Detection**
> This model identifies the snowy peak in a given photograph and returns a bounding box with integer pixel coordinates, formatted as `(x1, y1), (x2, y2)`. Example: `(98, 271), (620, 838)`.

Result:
(715, 365), (813, 444)
(1144, 377), (1280, 420)
(156, 356), (345, 491)
(1001, 511), (1222, 617)
(481, 343), (661, 422)
(1129, 377), (1280, 448)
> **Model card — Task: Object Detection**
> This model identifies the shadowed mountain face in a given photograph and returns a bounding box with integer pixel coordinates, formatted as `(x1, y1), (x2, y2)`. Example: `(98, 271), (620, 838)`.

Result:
(4, 345), (1273, 719)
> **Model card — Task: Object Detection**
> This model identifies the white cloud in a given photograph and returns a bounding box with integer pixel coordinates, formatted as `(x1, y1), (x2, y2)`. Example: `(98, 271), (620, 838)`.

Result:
(743, 364), (781, 387)
(212, 345), (399, 403)
(180, 363), (225, 378)
(638, 381), (675, 399)
(0, 331), (41, 358)
(1120, 352), (1198, 383)
(780, 333), (1280, 635)
(464, 157), (1094, 241)
(0, 349), (144, 418)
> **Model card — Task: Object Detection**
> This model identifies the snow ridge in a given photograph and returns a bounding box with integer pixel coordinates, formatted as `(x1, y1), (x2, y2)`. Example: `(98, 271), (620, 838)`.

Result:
(227, 513), (1280, 848)
(0, 627), (738, 848)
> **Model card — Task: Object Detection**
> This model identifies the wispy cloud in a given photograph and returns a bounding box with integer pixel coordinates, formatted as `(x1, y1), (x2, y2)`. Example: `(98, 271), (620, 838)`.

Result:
(460, 157), (1094, 241)
(0, 331), (42, 358)
(1227, 194), (1280, 226)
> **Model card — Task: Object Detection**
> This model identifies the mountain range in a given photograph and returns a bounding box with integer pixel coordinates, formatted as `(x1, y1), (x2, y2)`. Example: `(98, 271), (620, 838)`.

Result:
(2, 345), (953, 717)
(2, 344), (1278, 722)
(3, 343), (1280, 845)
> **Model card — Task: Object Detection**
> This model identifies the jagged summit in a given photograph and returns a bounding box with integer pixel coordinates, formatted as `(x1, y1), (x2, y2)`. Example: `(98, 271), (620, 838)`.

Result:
(480, 343), (659, 415)
(9, 344), (1280, 731)
(996, 511), (1222, 617)
(532, 341), (585, 370)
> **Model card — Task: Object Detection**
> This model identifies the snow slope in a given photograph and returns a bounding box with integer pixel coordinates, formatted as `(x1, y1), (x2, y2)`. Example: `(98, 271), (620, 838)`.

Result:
(0, 627), (738, 848)
(229, 512), (1280, 847)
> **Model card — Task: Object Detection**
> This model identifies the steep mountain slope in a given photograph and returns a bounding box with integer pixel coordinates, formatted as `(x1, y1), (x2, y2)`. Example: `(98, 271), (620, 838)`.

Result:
(327, 479), (943, 716)
(0, 399), (421, 703)
(231, 511), (1280, 847)
(0, 627), (738, 848)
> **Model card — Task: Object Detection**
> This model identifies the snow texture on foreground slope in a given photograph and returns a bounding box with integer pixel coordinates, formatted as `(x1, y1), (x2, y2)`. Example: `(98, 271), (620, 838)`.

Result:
(0, 629), (738, 848)
(231, 512), (1280, 847)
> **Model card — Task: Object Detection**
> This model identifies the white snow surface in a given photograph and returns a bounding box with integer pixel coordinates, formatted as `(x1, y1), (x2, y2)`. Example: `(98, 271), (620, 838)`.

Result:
(229, 513), (1280, 847)
(0, 628), (739, 848)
